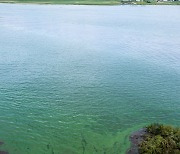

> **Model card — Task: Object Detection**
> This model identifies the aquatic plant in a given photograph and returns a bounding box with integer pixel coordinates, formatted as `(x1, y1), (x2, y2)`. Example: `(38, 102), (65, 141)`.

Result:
(139, 123), (180, 154)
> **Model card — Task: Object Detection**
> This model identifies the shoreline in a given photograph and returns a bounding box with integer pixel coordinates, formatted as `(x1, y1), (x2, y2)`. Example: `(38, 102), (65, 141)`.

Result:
(127, 124), (180, 154)
(126, 128), (147, 154)
(0, 1), (180, 5)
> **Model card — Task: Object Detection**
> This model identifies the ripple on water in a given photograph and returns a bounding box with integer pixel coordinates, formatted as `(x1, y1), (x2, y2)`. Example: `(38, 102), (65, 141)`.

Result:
(0, 4), (180, 154)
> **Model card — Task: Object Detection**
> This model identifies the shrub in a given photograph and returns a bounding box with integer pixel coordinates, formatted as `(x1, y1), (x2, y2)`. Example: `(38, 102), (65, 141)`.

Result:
(139, 124), (180, 154)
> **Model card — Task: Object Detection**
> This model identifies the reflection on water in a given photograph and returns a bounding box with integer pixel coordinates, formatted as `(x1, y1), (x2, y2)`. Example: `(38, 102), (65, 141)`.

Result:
(0, 4), (180, 154)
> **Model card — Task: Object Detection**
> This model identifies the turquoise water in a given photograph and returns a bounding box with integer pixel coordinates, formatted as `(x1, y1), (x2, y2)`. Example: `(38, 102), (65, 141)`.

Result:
(0, 4), (180, 154)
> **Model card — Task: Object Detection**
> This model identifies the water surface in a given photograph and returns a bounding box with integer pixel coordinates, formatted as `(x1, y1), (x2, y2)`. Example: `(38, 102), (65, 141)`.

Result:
(0, 4), (180, 154)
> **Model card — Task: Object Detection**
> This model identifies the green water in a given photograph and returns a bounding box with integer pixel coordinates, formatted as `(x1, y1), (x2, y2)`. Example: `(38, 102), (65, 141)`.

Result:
(0, 4), (180, 154)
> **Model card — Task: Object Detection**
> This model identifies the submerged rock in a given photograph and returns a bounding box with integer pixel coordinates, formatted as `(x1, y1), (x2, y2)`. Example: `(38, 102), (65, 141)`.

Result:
(0, 142), (4, 146)
(126, 128), (147, 154)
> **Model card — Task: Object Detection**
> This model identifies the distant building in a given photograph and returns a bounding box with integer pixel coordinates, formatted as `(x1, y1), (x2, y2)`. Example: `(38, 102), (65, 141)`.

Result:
(157, 0), (179, 1)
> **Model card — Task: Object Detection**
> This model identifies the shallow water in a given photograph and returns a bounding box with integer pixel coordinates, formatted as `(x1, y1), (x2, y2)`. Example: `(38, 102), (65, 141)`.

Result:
(0, 4), (180, 154)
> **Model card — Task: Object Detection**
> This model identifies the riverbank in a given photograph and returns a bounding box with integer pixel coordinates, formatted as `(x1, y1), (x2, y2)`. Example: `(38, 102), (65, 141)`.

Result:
(0, 0), (180, 5)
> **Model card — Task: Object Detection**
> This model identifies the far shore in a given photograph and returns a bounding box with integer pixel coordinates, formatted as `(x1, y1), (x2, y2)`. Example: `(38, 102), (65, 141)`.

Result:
(0, 0), (180, 5)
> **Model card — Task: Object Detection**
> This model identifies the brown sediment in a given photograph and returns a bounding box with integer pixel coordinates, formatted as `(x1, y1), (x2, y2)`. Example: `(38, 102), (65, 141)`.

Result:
(126, 128), (147, 154)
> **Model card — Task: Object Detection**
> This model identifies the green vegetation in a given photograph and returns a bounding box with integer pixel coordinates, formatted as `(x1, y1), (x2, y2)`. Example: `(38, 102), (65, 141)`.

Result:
(139, 124), (180, 154)
(0, 0), (180, 5)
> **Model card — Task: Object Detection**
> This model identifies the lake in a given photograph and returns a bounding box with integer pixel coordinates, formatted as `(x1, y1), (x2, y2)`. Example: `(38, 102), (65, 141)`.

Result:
(0, 4), (180, 154)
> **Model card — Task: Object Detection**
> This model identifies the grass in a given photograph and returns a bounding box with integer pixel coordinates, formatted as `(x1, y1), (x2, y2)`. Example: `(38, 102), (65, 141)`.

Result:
(139, 123), (180, 154)
(0, 0), (180, 5)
